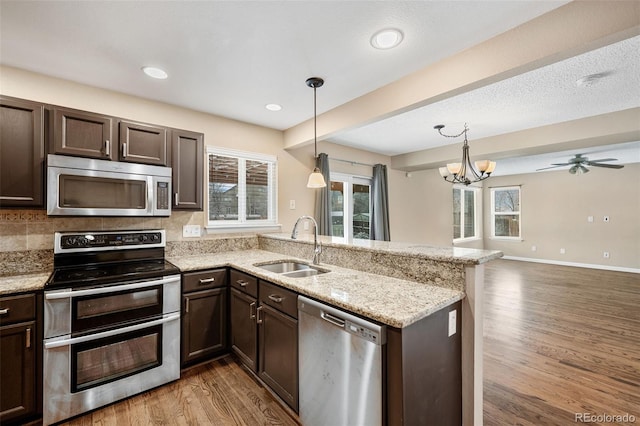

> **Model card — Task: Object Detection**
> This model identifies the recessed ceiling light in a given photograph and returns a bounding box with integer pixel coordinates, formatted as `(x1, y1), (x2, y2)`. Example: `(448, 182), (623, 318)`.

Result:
(142, 66), (168, 80)
(370, 28), (404, 50)
(265, 103), (282, 111)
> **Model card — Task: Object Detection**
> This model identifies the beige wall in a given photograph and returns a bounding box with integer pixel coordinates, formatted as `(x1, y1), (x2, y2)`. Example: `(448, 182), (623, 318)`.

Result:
(482, 164), (640, 269)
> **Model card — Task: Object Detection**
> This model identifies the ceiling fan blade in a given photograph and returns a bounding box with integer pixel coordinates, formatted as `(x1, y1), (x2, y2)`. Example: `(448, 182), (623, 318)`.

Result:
(536, 164), (568, 171)
(550, 162), (572, 166)
(589, 163), (624, 169)
(586, 158), (618, 163)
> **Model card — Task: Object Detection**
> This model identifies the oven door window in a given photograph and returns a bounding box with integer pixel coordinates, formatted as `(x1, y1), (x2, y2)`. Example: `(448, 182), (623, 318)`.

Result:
(59, 174), (147, 209)
(73, 285), (163, 333)
(71, 325), (162, 393)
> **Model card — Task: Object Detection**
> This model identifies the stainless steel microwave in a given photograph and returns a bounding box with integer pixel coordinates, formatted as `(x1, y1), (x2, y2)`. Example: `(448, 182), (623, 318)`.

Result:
(47, 154), (171, 216)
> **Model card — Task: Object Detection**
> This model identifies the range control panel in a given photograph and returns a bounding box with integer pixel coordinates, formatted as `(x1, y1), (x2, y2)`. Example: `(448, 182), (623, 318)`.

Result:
(58, 230), (163, 250)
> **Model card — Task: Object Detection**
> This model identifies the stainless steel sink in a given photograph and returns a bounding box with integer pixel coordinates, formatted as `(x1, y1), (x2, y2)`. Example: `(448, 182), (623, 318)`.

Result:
(255, 260), (329, 278)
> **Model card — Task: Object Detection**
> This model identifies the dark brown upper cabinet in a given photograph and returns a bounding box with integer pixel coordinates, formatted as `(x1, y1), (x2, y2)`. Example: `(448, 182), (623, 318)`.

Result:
(52, 107), (114, 160)
(119, 120), (169, 166)
(0, 96), (45, 208)
(171, 129), (204, 210)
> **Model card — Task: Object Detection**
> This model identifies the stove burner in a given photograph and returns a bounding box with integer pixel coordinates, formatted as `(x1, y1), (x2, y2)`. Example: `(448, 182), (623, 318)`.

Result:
(65, 270), (108, 280)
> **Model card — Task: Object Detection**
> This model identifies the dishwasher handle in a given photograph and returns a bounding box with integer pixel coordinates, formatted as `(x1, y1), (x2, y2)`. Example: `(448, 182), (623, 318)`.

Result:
(321, 311), (345, 328)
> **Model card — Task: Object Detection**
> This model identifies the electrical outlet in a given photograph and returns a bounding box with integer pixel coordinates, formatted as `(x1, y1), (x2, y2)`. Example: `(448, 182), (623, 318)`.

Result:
(448, 310), (457, 337)
(587, 216), (594, 223)
(603, 216), (610, 223)
(531, 245), (537, 252)
(603, 251), (610, 259)
(182, 225), (201, 238)
(289, 200), (296, 210)
(560, 248), (566, 254)
(303, 221), (309, 231)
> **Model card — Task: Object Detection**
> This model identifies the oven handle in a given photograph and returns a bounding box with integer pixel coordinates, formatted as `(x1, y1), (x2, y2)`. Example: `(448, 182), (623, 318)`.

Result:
(43, 312), (180, 349)
(44, 276), (180, 300)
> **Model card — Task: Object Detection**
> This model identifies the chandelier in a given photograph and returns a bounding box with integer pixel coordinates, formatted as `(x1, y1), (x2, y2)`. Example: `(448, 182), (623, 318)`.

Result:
(435, 123), (496, 185)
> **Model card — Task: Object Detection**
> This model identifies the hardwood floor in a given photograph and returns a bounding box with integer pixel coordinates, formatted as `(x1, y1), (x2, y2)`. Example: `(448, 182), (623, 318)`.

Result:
(483, 259), (640, 426)
(61, 259), (638, 425)
(62, 356), (300, 426)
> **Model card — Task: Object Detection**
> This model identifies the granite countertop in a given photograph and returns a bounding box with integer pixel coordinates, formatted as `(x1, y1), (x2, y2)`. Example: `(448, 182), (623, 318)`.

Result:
(169, 249), (464, 329)
(0, 272), (51, 296)
(261, 233), (503, 265)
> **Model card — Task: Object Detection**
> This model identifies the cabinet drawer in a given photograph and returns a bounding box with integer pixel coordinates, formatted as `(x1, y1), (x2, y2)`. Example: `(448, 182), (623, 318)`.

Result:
(183, 269), (226, 293)
(260, 281), (298, 319)
(230, 270), (258, 298)
(0, 293), (36, 325)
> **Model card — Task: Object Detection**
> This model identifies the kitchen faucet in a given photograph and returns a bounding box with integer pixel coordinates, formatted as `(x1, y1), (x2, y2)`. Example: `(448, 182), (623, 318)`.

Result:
(291, 215), (322, 265)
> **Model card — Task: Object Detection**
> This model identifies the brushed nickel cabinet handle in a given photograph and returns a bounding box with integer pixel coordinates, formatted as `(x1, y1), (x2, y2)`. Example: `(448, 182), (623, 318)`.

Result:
(174, 193), (179, 205)
(0, 308), (9, 315)
(199, 277), (215, 284)
(122, 142), (128, 158)
(237, 280), (249, 287)
(104, 139), (110, 155)
(185, 298), (189, 314)
(249, 301), (256, 319)
(256, 306), (263, 324)
(26, 328), (31, 349)
(268, 294), (283, 303)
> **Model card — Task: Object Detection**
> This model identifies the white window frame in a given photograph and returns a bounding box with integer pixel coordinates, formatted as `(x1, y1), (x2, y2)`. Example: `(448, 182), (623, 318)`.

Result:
(490, 185), (522, 240)
(453, 185), (481, 243)
(330, 172), (372, 240)
(206, 146), (278, 232)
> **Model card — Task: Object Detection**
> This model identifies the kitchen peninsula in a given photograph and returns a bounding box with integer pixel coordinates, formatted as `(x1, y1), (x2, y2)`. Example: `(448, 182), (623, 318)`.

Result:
(0, 233), (501, 425)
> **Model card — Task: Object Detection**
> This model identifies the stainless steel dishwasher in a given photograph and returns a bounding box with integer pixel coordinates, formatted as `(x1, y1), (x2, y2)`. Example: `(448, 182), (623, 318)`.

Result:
(298, 295), (386, 426)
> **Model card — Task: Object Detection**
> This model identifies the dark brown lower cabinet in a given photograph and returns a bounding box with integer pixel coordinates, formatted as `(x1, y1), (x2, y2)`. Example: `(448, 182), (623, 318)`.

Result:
(181, 269), (228, 367)
(0, 293), (41, 425)
(230, 287), (258, 372)
(257, 303), (298, 411)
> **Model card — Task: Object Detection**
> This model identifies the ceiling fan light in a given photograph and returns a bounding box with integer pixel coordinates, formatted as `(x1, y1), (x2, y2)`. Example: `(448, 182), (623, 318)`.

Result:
(577, 165), (589, 174)
(307, 168), (327, 188)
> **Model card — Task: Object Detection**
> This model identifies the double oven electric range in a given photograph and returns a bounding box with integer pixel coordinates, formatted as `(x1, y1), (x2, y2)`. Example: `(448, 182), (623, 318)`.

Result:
(43, 230), (181, 425)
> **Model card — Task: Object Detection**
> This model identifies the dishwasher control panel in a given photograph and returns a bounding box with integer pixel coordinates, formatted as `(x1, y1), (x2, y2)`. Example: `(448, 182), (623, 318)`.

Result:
(345, 320), (383, 345)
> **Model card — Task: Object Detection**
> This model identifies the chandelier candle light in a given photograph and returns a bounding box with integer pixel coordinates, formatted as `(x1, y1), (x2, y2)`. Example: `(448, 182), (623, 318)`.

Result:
(435, 123), (496, 185)
(306, 77), (327, 188)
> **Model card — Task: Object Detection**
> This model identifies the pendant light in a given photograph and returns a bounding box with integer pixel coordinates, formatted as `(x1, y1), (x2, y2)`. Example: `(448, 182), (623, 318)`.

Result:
(306, 77), (327, 188)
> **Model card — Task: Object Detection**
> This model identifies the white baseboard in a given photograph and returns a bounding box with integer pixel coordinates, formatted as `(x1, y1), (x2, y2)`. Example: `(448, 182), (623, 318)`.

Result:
(502, 256), (640, 274)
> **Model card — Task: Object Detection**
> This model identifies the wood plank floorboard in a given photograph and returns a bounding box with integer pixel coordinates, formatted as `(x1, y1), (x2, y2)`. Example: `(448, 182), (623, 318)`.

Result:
(483, 259), (640, 426)
(61, 356), (300, 426)
(60, 259), (638, 425)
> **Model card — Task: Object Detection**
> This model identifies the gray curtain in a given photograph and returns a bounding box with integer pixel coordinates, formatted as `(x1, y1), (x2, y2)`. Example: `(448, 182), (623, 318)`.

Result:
(314, 153), (332, 236)
(370, 163), (390, 241)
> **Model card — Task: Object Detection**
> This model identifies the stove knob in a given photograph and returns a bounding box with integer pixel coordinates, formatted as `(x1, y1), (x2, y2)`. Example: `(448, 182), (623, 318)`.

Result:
(66, 237), (77, 247)
(150, 234), (160, 242)
(141, 234), (148, 242)
(78, 237), (88, 246)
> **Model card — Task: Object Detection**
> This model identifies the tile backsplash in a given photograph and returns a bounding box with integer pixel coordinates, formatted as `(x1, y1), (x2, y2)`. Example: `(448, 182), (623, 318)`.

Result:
(0, 209), (210, 252)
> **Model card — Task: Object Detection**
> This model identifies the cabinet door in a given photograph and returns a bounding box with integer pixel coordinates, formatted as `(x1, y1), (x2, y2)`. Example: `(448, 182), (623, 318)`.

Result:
(53, 108), (113, 159)
(0, 321), (36, 423)
(0, 97), (44, 207)
(258, 304), (298, 411)
(230, 288), (257, 372)
(181, 287), (228, 366)
(171, 129), (203, 210)
(119, 120), (169, 166)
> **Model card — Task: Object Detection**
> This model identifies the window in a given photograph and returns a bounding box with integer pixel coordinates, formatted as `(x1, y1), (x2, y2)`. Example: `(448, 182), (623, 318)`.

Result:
(453, 186), (480, 242)
(330, 173), (371, 239)
(491, 186), (521, 239)
(207, 147), (277, 229)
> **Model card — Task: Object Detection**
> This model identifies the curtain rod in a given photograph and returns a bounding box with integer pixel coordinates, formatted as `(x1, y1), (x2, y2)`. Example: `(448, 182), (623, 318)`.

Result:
(330, 157), (377, 168)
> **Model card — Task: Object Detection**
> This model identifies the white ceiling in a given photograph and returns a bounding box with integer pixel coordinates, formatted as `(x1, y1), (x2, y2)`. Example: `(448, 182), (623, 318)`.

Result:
(1, 0), (638, 175)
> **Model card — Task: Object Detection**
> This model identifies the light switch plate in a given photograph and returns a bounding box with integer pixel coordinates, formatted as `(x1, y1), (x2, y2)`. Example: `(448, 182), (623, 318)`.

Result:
(448, 310), (457, 337)
(182, 225), (201, 238)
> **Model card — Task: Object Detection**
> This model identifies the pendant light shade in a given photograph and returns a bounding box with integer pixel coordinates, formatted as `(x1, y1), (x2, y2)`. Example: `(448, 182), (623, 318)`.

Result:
(306, 77), (326, 188)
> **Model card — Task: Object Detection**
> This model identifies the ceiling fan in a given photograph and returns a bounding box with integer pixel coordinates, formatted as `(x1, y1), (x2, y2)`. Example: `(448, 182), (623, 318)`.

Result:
(536, 154), (624, 174)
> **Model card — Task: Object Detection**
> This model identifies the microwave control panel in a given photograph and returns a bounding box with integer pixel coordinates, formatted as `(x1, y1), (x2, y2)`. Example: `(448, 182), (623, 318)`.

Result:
(157, 182), (169, 210)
